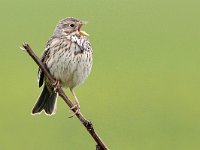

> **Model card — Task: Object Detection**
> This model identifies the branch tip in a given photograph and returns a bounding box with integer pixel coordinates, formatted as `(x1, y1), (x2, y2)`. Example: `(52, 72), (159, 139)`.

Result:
(20, 46), (26, 51)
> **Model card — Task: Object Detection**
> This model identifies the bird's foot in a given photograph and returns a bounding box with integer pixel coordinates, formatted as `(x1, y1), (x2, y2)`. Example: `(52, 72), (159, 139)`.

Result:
(52, 80), (60, 92)
(69, 104), (81, 118)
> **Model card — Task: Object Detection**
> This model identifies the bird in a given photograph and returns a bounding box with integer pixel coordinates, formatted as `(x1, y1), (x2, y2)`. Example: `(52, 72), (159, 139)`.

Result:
(32, 17), (93, 116)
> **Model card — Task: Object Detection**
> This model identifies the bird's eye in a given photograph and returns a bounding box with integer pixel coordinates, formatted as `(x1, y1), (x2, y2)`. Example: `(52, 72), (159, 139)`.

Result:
(69, 24), (75, 27)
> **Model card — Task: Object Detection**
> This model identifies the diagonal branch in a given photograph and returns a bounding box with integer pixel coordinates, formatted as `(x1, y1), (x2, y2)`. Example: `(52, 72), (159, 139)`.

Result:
(21, 43), (109, 150)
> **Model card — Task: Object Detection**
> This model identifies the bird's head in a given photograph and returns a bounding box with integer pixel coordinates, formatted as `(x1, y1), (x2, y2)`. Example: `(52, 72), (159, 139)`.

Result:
(54, 17), (89, 37)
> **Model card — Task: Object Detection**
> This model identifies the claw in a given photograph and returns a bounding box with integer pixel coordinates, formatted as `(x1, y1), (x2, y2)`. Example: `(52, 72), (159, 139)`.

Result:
(68, 104), (80, 118)
(52, 80), (60, 92)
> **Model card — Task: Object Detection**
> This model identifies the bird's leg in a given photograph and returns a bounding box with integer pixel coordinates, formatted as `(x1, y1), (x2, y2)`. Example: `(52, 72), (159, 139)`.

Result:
(52, 80), (60, 92)
(71, 89), (81, 109)
(69, 89), (81, 118)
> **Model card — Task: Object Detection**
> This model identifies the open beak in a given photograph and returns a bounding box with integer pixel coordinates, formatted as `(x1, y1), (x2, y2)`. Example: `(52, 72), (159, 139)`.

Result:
(78, 21), (89, 36)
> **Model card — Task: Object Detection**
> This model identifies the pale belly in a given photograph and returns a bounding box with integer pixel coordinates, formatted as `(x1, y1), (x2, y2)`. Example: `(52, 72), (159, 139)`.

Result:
(47, 49), (92, 89)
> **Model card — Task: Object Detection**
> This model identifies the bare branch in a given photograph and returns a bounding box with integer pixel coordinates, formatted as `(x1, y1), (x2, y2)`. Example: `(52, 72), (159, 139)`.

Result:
(21, 43), (109, 150)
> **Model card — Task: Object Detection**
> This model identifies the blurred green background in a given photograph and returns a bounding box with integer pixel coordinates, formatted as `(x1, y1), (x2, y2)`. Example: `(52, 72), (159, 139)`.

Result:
(0, 0), (200, 149)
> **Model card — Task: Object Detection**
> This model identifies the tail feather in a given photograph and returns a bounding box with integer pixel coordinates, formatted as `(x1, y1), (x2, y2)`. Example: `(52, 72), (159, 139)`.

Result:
(43, 91), (57, 114)
(32, 84), (57, 115)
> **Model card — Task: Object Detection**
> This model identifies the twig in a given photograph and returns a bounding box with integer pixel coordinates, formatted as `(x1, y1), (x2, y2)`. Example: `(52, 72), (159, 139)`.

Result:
(21, 43), (109, 150)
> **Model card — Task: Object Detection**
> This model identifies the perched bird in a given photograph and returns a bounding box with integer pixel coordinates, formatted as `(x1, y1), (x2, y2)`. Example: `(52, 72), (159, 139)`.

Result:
(32, 17), (93, 115)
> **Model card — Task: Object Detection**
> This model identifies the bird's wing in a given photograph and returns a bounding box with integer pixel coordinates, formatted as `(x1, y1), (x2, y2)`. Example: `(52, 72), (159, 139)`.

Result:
(38, 39), (52, 87)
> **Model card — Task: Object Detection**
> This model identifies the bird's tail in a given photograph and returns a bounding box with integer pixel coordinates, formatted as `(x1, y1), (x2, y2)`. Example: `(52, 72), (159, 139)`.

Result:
(32, 84), (57, 115)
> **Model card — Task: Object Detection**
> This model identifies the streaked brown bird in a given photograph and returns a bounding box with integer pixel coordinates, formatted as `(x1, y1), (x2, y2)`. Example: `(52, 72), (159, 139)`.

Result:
(32, 17), (93, 115)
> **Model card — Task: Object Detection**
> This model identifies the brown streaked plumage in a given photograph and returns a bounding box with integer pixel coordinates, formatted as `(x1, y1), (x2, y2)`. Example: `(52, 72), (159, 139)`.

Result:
(32, 17), (93, 115)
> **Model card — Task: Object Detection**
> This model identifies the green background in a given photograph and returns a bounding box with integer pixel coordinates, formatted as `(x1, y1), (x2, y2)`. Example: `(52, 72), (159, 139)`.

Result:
(0, 0), (200, 149)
